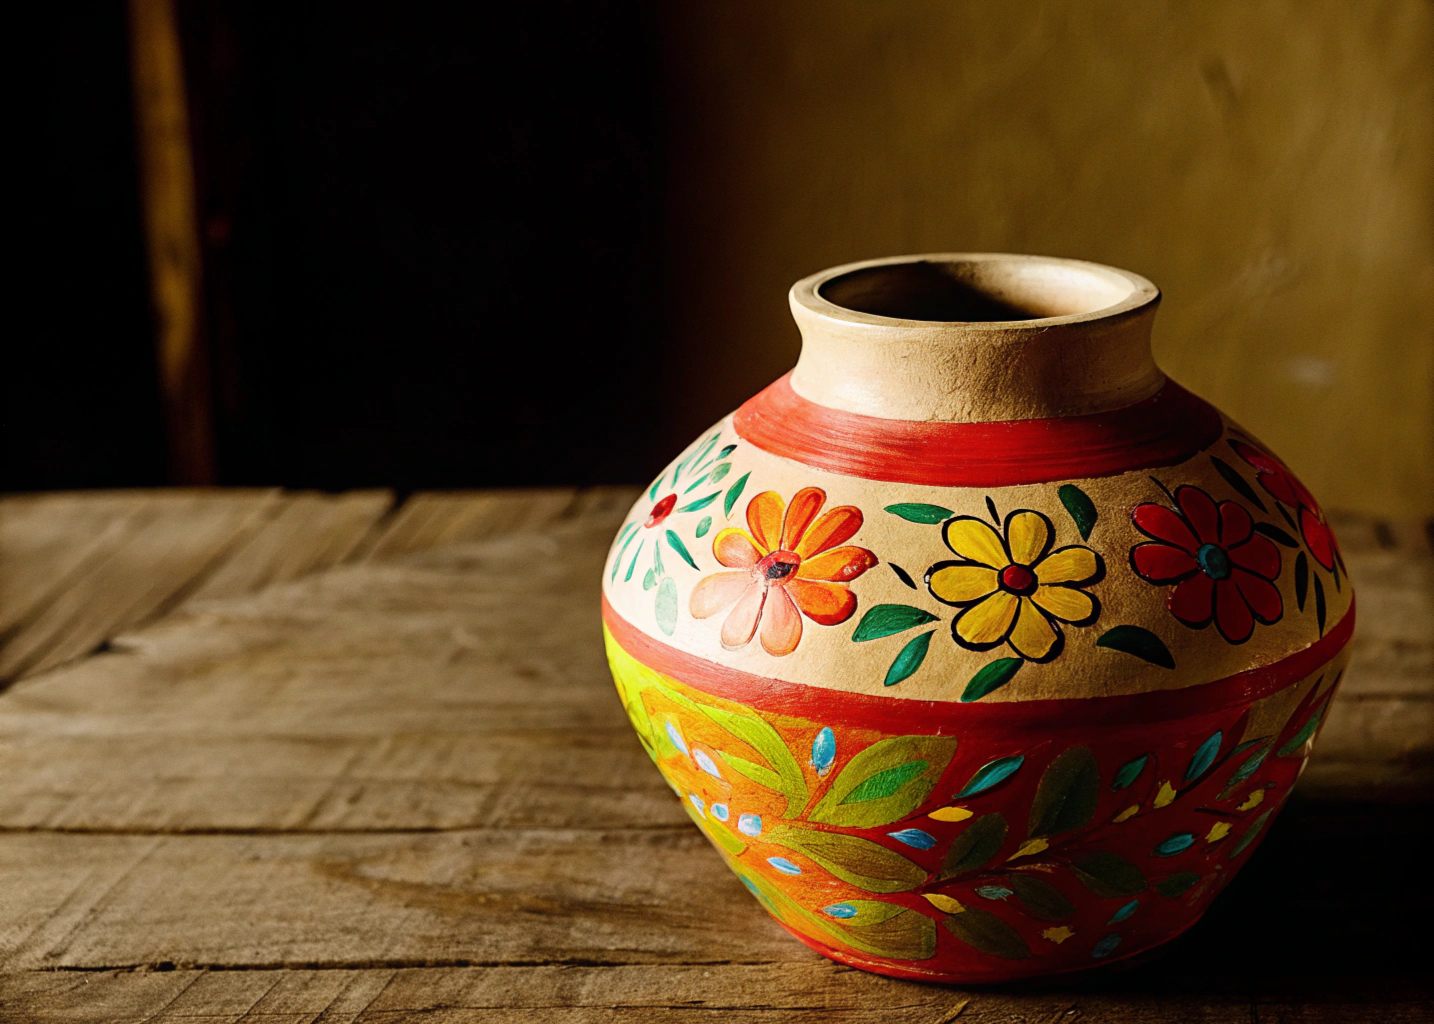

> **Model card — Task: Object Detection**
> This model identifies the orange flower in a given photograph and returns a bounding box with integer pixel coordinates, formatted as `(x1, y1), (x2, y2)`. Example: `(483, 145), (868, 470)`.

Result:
(690, 487), (877, 656)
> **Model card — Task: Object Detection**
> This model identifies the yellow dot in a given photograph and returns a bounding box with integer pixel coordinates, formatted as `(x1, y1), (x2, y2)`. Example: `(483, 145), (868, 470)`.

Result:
(928, 806), (974, 822)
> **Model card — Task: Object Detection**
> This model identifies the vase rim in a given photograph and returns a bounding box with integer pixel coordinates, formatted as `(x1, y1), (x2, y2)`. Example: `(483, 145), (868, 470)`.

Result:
(793, 252), (1159, 329)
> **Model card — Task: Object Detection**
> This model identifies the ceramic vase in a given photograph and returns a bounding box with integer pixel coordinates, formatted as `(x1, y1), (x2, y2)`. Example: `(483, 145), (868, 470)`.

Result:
(601, 254), (1352, 983)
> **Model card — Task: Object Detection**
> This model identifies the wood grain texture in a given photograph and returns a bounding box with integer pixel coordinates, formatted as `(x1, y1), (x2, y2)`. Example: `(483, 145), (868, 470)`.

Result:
(0, 491), (1427, 1021)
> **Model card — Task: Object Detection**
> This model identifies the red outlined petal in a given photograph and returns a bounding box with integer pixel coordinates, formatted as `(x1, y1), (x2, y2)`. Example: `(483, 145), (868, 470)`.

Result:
(1300, 507), (1335, 570)
(1232, 440), (1299, 506)
(787, 578), (858, 625)
(720, 581), (766, 648)
(690, 571), (753, 618)
(746, 492), (785, 553)
(1214, 578), (1255, 643)
(1217, 500), (1253, 547)
(1132, 503), (1199, 552)
(1168, 572), (1215, 626)
(796, 545), (878, 583)
(1234, 569), (1282, 624)
(781, 487), (826, 552)
(1228, 533), (1280, 580)
(712, 528), (762, 568)
(795, 505), (864, 559)
(1177, 486), (1220, 545)
(1132, 542), (1198, 583)
(759, 585), (803, 655)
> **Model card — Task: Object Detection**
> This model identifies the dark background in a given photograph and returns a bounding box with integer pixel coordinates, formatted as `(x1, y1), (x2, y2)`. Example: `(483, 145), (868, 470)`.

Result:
(11, 2), (665, 493)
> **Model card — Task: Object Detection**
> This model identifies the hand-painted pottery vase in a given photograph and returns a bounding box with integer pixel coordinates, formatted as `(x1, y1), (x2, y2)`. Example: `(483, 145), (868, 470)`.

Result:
(601, 253), (1352, 983)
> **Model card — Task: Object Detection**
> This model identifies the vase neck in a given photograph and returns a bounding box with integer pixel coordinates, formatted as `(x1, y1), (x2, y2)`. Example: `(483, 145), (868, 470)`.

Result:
(787, 254), (1163, 423)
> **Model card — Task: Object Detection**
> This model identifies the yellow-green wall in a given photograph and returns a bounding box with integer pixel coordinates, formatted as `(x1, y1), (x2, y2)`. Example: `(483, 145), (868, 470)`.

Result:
(659, 1), (1433, 517)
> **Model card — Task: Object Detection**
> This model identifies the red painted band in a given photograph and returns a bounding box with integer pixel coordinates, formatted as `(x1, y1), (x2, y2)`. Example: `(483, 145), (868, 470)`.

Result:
(602, 594), (1354, 732)
(732, 374), (1225, 486)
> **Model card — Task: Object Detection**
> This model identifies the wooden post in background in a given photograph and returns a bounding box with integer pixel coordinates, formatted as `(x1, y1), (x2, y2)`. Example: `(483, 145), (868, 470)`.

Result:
(128, 0), (216, 485)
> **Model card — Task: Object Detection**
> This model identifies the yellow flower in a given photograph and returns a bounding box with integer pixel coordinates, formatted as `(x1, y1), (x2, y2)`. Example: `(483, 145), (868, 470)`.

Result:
(926, 508), (1103, 662)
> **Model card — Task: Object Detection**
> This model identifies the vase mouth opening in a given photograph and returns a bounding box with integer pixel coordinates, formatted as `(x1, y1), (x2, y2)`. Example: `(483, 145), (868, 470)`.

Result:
(802, 253), (1157, 327)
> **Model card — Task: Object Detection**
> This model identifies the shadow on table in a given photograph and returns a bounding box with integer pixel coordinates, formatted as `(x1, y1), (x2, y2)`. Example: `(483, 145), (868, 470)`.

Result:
(1011, 794), (1433, 1005)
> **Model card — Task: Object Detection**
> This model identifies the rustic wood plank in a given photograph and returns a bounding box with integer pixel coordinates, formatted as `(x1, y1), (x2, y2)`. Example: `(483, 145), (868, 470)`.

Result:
(0, 491), (282, 684)
(363, 488), (581, 561)
(183, 490), (395, 603)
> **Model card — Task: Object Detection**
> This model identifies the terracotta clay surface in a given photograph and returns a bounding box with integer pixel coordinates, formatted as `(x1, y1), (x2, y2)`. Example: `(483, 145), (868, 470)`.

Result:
(602, 254), (1356, 982)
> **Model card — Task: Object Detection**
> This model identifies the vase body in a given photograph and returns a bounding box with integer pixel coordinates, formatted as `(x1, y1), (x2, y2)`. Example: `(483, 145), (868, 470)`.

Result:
(601, 254), (1352, 983)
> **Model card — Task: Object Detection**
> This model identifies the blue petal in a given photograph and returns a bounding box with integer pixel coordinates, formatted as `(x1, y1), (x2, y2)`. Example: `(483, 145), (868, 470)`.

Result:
(975, 885), (1014, 901)
(1154, 833), (1196, 856)
(694, 749), (723, 779)
(823, 903), (857, 919)
(687, 794), (705, 817)
(710, 803), (729, 822)
(886, 828), (936, 850)
(1108, 899), (1139, 923)
(767, 856), (802, 875)
(738, 813), (763, 837)
(665, 721), (688, 755)
(811, 727), (836, 775)
(1092, 933), (1122, 959)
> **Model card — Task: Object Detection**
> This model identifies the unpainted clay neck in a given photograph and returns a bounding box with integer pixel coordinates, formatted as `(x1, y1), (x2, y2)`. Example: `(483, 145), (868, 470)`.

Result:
(787, 253), (1164, 424)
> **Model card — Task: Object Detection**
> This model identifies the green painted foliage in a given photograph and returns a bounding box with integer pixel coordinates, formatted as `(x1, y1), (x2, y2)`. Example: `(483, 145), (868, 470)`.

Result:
(884, 502), (954, 524)
(961, 658), (1023, 702)
(1154, 872), (1201, 898)
(1111, 754), (1148, 791)
(809, 735), (958, 829)
(942, 906), (1031, 960)
(884, 631), (935, 687)
(1028, 746), (1100, 839)
(1096, 625), (1175, 669)
(723, 473), (751, 518)
(1057, 484), (1098, 540)
(956, 756), (1025, 798)
(938, 813), (1008, 879)
(852, 604), (939, 642)
(1007, 872), (1076, 920)
(1071, 851), (1147, 898)
(765, 826), (926, 893)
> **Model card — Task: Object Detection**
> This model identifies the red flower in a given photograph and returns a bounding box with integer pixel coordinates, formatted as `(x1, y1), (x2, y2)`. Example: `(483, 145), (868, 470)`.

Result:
(1130, 485), (1282, 644)
(1230, 440), (1337, 571)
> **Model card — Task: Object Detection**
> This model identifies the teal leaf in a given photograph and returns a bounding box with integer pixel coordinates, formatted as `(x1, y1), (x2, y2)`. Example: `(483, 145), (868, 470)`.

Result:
(1185, 731), (1223, 782)
(975, 885), (1014, 901)
(1211, 456), (1267, 511)
(642, 568), (656, 591)
(1108, 899), (1139, 923)
(887, 828), (936, 850)
(1255, 522), (1298, 547)
(1057, 484), (1098, 540)
(1154, 833), (1196, 856)
(1096, 625), (1175, 669)
(1092, 933), (1122, 959)
(883, 631), (934, 687)
(623, 538), (644, 582)
(852, 604), (939, 642)
(961, 658), (1022, 702)
(682, 472), (710, 494)
(652, 535), (665, 576)
(695, 516), (712, 538)
(956, 755), (1025, 798)
(678, 492), (720, 513)
(665, 530), (699, 570)
(708, 461), (732, 485)
(655, 577), (678, 636)
(1228, 745), (1269, 785)
(648, 471), (665, 501)
(723, 473), (750, 518)
(1277, 701), (1326, 756)
(717, 444), (737, 459)
(1111, 754), (1148, 791)
(611, 526), (640, 582)
(884, 502), (953, 524)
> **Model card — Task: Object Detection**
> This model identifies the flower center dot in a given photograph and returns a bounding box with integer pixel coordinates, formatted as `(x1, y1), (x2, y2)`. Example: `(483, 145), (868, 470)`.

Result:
(1196, 543), (1231, 580)
(757, 551), (800, 583)
(999, 564), (1037, 596)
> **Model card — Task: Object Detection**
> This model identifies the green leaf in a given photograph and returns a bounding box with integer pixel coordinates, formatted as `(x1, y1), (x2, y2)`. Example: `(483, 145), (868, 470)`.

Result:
(642, 568), (656, 591)
(723, 473), (750, 518)
(655, 577), (678, 636)
(765, 826), (926, 893)
(665, 530), (699, 570)
(1111, 754), (1149, 791)
(809, 735), (958, 829)
(1057, 484), (1098, 540)
(938, 813), (1008, 879)
(1277, 702), (1326, 756)
(1229, 810), (1272, 859)
(708, 461), (732, 485)
(1211, 456), (1268, 511)
(884, 502), (954, 524)
(942, 906), (1031, 960)
(610, 526), (640, 582)
(677, 492), (720, 513)
(1007, 872), (1076, 920)
(956, 755), (1025, 798)
(1096, 625), (1175, 669)
(719, 753), (784, 793)
(1185, 730), (1223, 782)
(695, 516), (712, 538)
(884, 631), (934, 687)
(1295, 551), (1309, 611)
(652, 535), (665, 576)
(1255, 522), (1299, 546)
(648, 472), (665, 501)
(961, 658), (1023, 702)
(1071, 851), (1147, 898)
(695, 701), (807, 814)
(623, 538), (644, 582)
(1154, 872), (1201, 898)
(1227, 744), (1269, 785)
(1028, 746), (1099, 839)
(852, 604), (939, 642)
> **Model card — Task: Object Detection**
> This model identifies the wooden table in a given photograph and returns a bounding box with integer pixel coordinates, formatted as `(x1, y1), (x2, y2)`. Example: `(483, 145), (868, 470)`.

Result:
(0, 489), (1429, 1022)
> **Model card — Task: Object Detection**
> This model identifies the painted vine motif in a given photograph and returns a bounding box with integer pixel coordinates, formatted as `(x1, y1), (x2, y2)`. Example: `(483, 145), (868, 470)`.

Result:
(606, 628), (1338, 968)
(690, 487), (877, 656)
(610, 428), (750, 635)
